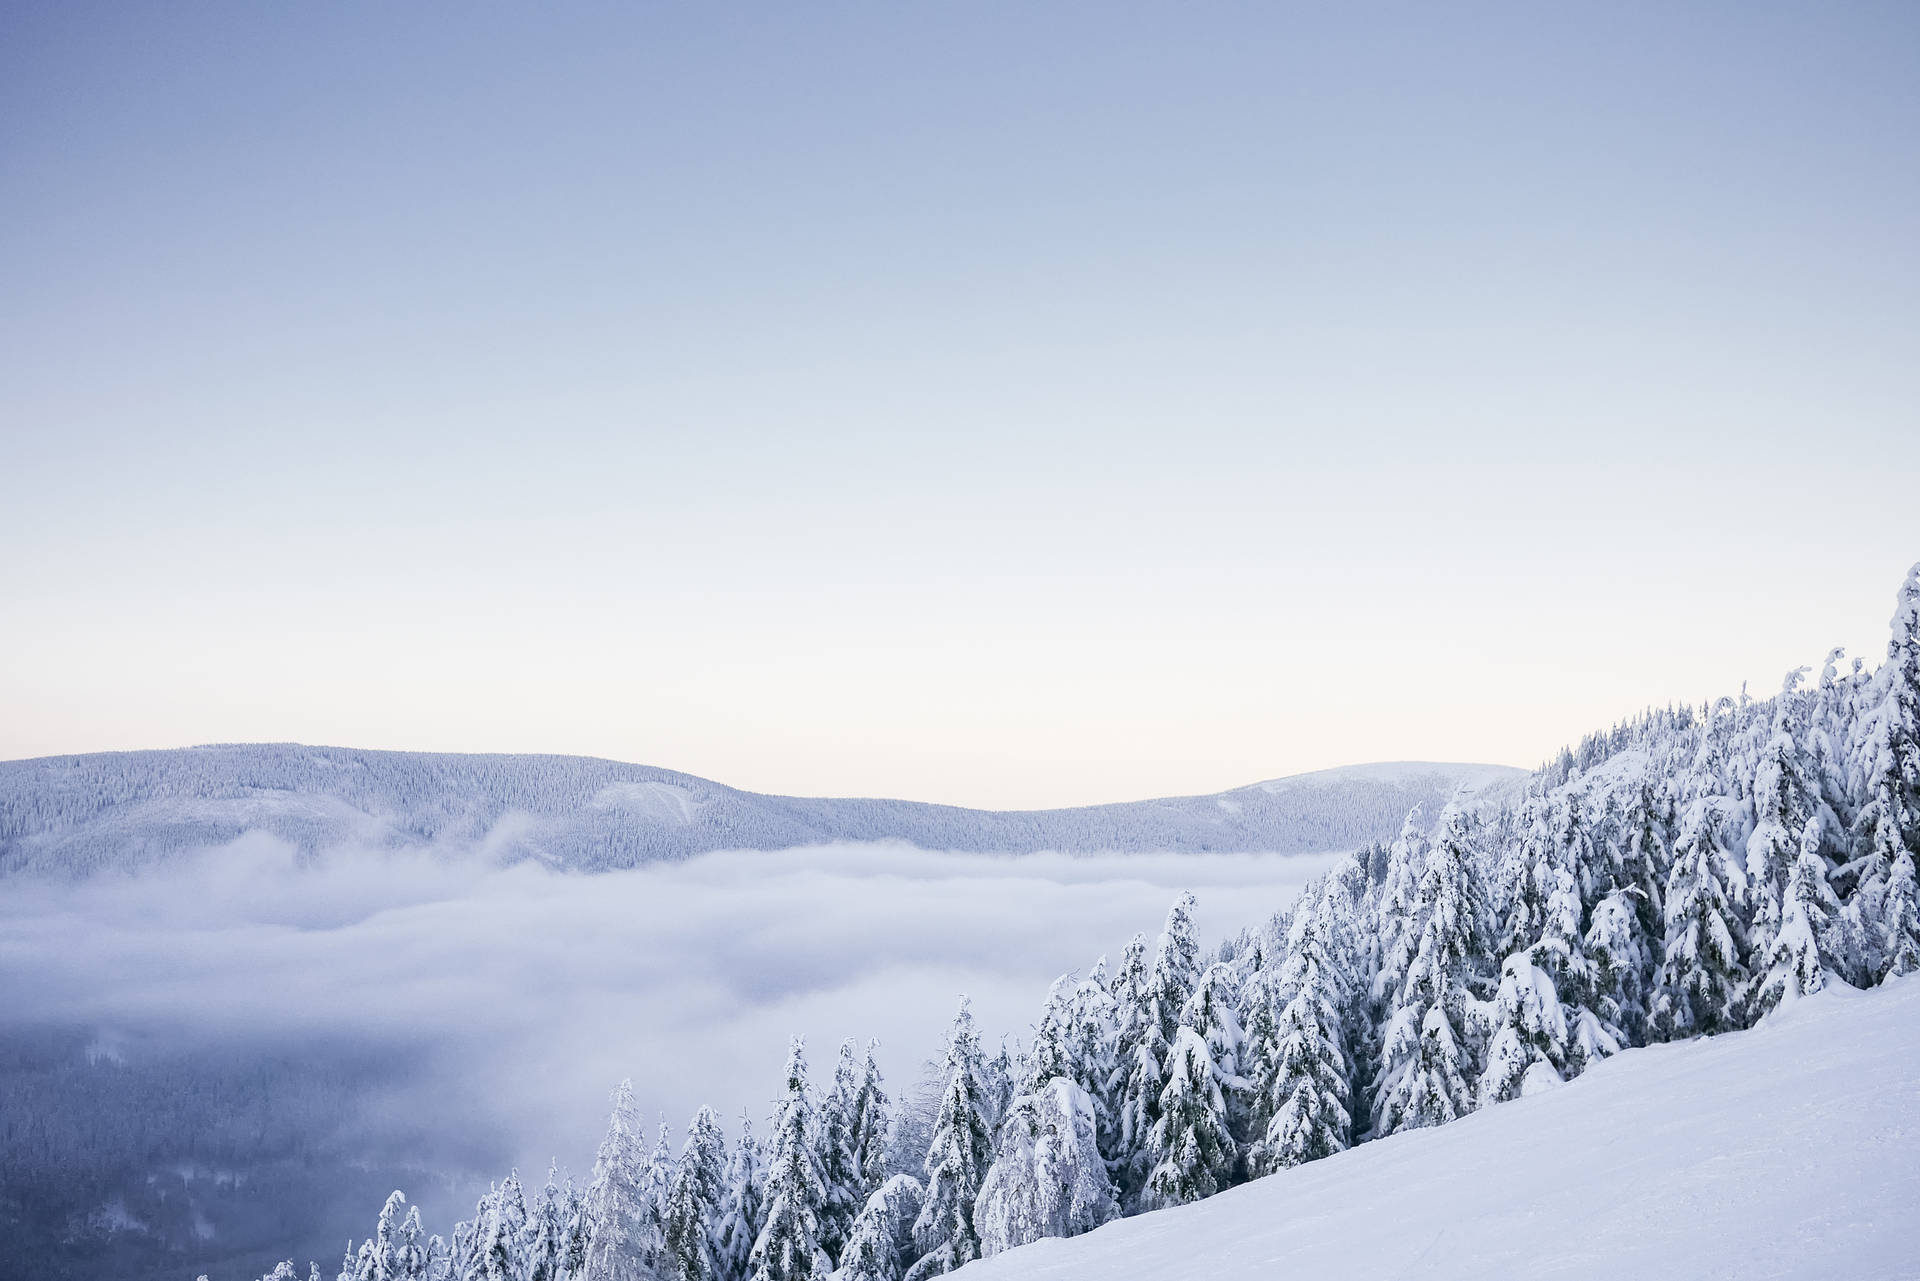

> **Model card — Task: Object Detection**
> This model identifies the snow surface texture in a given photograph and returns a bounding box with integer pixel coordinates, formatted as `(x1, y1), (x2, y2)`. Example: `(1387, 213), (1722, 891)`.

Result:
(0, 745), (1521, 875)
(963, 976), (1920, 1281)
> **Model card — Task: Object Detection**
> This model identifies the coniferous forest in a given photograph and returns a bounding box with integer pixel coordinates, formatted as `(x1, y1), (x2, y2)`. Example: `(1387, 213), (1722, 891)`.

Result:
(237, 563), (1920, 1281)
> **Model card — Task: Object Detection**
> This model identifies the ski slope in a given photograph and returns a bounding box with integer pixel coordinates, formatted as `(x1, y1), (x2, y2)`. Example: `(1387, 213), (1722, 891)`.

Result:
(963, 977), (1920, 1281)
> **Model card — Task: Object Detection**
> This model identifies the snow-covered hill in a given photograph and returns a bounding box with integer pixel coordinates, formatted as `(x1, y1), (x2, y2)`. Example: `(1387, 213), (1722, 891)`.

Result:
(963, 976), (1920, 1281)
(0, 745), (1520, 875)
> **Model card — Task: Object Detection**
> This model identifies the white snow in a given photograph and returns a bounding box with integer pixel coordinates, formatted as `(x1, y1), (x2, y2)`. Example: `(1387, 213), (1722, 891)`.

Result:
(960, 977), (1920, 1281)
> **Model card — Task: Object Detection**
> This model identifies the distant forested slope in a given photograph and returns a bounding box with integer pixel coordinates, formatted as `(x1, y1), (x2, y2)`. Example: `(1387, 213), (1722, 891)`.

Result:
(0, 749), (1519, 875)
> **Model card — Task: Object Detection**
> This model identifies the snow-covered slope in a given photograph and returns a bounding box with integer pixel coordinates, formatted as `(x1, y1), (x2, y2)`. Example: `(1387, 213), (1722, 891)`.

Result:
(0, 746), (1519, 876)
(964, 977), (1920, 1281)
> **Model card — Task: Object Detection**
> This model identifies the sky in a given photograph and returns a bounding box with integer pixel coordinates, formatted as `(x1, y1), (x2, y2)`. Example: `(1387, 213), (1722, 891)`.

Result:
(3, 2), (1918, 809)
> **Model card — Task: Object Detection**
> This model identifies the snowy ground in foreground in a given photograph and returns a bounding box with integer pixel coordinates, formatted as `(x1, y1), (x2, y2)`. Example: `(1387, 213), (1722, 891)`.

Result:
(966, 976), (1920, 1281)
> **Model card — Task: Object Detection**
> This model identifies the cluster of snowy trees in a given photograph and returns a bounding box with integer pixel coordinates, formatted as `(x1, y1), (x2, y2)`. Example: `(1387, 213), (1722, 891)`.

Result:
(247, 564), (1920, 1281)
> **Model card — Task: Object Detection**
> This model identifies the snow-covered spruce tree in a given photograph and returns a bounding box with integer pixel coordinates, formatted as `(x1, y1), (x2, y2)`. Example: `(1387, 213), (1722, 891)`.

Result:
(582, 1080), (650, 1281)
(639, 1123), (676, 1274)
(1148, 894), (1201, 1051)
(982, 1039), (1019, 1135)
(974, 1078), (1116, 1256)
(906, 999), (995, 1281)
(1584, 775), (1669, 1048)
(1478, 951), (1571, 1104)
(1755, 817), (1845, 1014)
(1746, 684), (1821, 961)
(1371, 808), (1492, 1137)
(1142, 1026), (1235, 1208)
(663, 1106), (728, 1281)
(1496, 798), (1551, 965)
(1235, 965), (1283, 1159)
(1882, 852), (1920, 979)
(446, 1197), (483, 1281)
(1110, 895), (1202, 1203)
(1179, 961), (1249, 1144)
(1248, 916), (1351, 1174)
(848, 1041), (891, 1201)
(836, 1176), (924, 1281)
(1025, 976), (1075, 1094)
(561, 1178), (591, 1281)
(1653, 798), (1750, 1037)
(397, 1206), (429, 1281)
(817, 1042), (865, 1261)
(713, 1115), (766, 1281)
(483, 1173), (530, 1281)
(1371, 807), (1429, 1003)
(750, 1041), (830, 1281)
(1849, 564), (1920, 907)
(1528, 795), (1622, 1076)
(1062, 964), (1120, 1157)
(526, 1168), (569, 1281)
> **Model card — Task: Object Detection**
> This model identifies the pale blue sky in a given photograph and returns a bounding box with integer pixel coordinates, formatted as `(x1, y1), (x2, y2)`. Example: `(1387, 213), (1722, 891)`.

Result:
(3, 3), (1917, 806)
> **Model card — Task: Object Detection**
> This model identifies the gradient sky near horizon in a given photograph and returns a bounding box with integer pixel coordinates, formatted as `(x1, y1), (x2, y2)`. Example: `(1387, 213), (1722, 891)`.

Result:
(3, 3), (1918, 808)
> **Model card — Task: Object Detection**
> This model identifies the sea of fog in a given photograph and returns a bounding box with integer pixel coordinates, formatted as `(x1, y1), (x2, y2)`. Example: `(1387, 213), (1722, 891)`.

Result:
(0, 838), (1337, 1273)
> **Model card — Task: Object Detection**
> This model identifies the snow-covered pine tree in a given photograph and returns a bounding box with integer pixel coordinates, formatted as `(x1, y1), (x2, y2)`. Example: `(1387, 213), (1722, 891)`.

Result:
(1849, 564), (1920, 903)
(1371, 808), (1492, 1137)
(1248, 914), (1351, 1174)
(582, 1080), (650, 1281)
(1653, 798), (1750, 1037)
(1755, 816), (1845, 1013)
(1882, 852), (1920, 979)
(663, 1106), (728, 1281)
(483, 1173), (530, 1281)
(639, 1123), (676, 1274)
(1147, 893), (1201, 1049)
(751, 1041), (830, 1281)
(1061, 965), (1120, 1157)
(974, 1078), (1116, 1256)
(848, 1041), (891, 1202)
(358, 1190), (408, 1281)
(1527, 800), (1622, 1076)
(713, 1115), (766, 1281)
(1179, 961), (1249, 1145)
(396, 1204), (428, 1281)
(836, 1176), (924, 1281)
(1747, 683), (1821, 961)
(1142, 1026), (1235, 1208)
(1371, 807), (1429, 1003)
(1496, 797), (1552, 963)
(817, 1042), (864, 1261)
(1234, 965), (1282, 1160)
(447, 1199), (483, 1281)
(1584, 775), (1669, 1047)
(982, 1039), (1019, 1135)
(1478, 950), (1572, 1104)
(561, 1179), (591, 1281)
(1108, 936), (1148, 1016)
(526, 1168), (568, 1281)
(1025, 976), (1075, 1094)
(906, 999), (994, 1281)
(1109, 896), (1203, 1204)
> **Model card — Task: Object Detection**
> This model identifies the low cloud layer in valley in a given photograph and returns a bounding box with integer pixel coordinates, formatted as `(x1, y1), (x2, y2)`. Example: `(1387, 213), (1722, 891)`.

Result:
(0, 833), (1335, 1273)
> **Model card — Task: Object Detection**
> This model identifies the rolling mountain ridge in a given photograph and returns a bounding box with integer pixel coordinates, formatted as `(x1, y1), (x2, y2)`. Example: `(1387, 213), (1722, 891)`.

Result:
(0, 745), (1522, 876)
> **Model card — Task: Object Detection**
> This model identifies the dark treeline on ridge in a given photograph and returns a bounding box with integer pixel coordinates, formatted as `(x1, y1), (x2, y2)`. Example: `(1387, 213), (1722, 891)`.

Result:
(236, 564), (1920, 1281)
